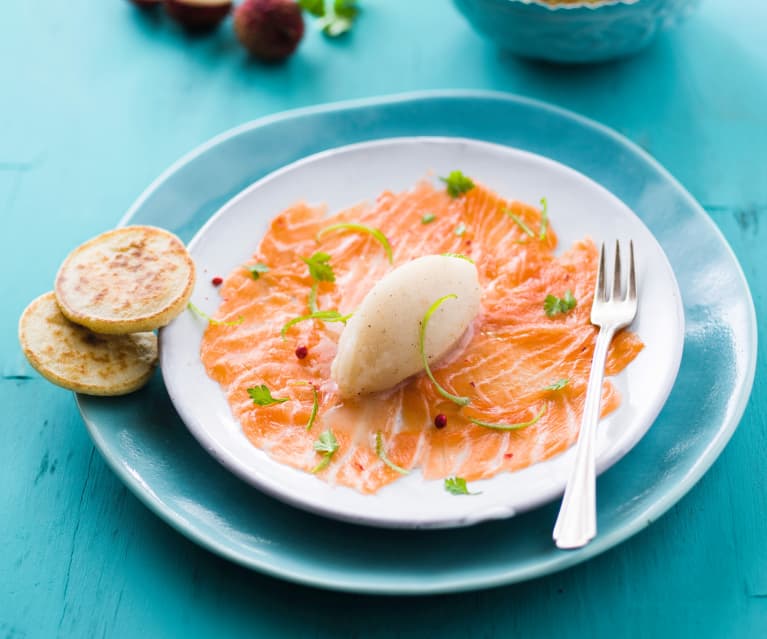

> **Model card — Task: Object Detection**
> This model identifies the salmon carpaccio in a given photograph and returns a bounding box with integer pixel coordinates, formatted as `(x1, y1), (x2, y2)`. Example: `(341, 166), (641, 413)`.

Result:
(201, 180), (643, 493)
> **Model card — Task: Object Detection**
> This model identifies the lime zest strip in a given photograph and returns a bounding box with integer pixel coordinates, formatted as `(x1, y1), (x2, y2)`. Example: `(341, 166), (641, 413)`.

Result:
(281, 310), (352, 340)
(305, 386), (319, 431)
(317, 223), (393, 264)
(505, 209), (535, 237)
(539, 197), (549, 240)
(441, 252), (474, 263)
(187, 302), (243, 327)
(291, 381), (320, 431)
(419, 294), (471, 407)
(468, 404), (547, 431)
(375, 432), (410, 475)
(308, 282), (319, 313)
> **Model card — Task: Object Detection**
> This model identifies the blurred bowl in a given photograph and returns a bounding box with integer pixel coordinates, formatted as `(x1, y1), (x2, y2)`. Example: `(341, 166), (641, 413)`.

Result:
(453, 0), (701, 63)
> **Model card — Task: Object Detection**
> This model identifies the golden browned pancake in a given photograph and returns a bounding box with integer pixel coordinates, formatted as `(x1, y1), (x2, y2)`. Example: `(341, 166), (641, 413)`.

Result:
(19, 292), (158, 395)
(55, 225), (195, 334)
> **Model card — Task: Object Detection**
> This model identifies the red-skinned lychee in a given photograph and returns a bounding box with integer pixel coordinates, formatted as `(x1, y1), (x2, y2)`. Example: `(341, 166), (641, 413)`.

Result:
(164, 0), (232, 31)
(234, 0), (305, 62)
(128, 0), (163, 8)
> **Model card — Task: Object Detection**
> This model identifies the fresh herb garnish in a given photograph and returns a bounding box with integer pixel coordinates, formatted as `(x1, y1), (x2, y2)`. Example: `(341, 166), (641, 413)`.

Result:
(444, 476), (480, 496)
(299, 0), (325, 15)
(440, 171), (475, 198)
(305, 385), (319, 431)
(375, 432), (409, 475)
(312, 429), (339, 473)
(543, 378), (569, 391)
(317, 222), (393, 264)
(300, 0), (359, 37)
(247, 384), (289, 406)
(442, 253), (474, 263)
(281, 310), (352, 339)
(454, 222), (467, 237)
(539, 197), (549, 240)
(421, 212), (436, 224)
(302, 252), (335, 312)
(468, 404), (547, 431)
(506, 210), (535, 237)
(544, 290), (577, 317)
(308, 283), (319, 313)
(302, 251), (335, 283)
(419, 294), (471, 406)
(187, 302), (243, 327)
(244, 262), (270, 280)
(290, 381), (320, 430)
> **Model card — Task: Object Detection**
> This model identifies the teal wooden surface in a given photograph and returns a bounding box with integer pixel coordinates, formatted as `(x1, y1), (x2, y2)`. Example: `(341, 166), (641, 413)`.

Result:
(1, 1), (765, 637)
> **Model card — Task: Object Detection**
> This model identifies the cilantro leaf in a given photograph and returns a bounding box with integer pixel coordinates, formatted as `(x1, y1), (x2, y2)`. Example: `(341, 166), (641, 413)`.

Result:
(317, 222), (393, 264)
(543, 295), (559, 316)
(421, 212), (436, 224)
(317, 0), (359, 37)
(544, 290), (577, 317)
(187, 302), (243, 327)
(419, 294), (470, 406)
(505, 210), (535, 237)
(454, 222), (467, 237)
(281, 310), (352, 339)
(375, 432), (409, 475)
(543, 378), (569, 391)
(539, 197), (549, 240)
(468, 404), (547, 431)
(444, 476), (480, 496)
(247, 384), (289, 406)
(440, 171), (475, 198)
(299, 0), (325, 17)
(244, 262), (270, 280)
(302, 251), (335, 283)
(314, 428), (338, 454)
(312, 428), (339, 473)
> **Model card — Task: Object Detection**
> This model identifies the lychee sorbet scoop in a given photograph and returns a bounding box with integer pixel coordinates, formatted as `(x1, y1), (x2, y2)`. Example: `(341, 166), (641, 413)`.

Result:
(331, 255), (481, 398)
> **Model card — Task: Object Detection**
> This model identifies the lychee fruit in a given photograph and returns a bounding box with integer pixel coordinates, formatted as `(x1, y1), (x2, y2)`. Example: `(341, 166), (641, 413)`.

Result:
(164, 0), (232, 31)
(128, 0), (163, 8)
(234, 0), (305, 62)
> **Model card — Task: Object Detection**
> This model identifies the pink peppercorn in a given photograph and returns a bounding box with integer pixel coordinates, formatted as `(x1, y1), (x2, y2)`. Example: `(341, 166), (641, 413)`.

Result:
(434, 414), (448, 429)
(211, 276), (223, 286)
(295, 345), (308, 359)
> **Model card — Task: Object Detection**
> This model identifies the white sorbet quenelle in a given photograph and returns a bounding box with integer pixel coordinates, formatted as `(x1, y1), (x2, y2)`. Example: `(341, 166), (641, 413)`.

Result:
(331, 254), (482, 398)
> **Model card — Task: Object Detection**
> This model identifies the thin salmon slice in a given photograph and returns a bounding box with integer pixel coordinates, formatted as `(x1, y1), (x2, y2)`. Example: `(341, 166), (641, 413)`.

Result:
(200, 180), (643, 494)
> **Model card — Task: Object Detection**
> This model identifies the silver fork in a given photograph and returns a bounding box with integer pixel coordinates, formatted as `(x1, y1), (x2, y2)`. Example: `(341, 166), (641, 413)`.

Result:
(553, 240), (638, 549)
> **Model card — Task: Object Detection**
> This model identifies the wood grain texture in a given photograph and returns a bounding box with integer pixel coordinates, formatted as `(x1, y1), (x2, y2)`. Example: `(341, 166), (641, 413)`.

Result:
(1, 0), (765, 637)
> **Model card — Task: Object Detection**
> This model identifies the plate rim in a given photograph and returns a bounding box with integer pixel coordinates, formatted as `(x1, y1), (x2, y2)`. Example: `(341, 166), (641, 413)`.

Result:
(76, 89), (756, 594)
(159, 134), (686, 530)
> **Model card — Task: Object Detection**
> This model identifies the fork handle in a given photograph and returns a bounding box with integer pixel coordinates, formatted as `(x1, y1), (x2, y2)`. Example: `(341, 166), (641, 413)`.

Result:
(553, 326), (615, 549)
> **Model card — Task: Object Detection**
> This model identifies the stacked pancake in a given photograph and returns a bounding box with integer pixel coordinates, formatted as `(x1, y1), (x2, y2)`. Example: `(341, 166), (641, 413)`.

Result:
(19, 226), (195, 395)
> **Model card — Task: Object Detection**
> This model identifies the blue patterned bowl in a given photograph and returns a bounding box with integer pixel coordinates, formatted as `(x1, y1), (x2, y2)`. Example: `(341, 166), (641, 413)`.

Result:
(453, 0), (701, 63)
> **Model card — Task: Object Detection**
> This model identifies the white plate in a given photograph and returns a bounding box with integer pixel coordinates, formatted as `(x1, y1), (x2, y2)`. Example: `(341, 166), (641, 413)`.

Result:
(160, 137), (684, 529)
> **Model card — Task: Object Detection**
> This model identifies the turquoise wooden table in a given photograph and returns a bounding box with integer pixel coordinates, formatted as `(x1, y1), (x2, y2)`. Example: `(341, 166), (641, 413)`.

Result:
(2, 1), (765, 636)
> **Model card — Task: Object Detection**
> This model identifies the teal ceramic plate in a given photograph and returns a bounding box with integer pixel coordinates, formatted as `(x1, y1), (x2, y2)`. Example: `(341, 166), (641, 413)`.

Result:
(76, 91), (756, 594)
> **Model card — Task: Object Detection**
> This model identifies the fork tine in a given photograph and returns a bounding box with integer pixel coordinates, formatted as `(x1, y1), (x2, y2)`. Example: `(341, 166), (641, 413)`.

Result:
(612, 240), (622, 300)
(627, 240), (636, 302)
(596, 242), (606, 302)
